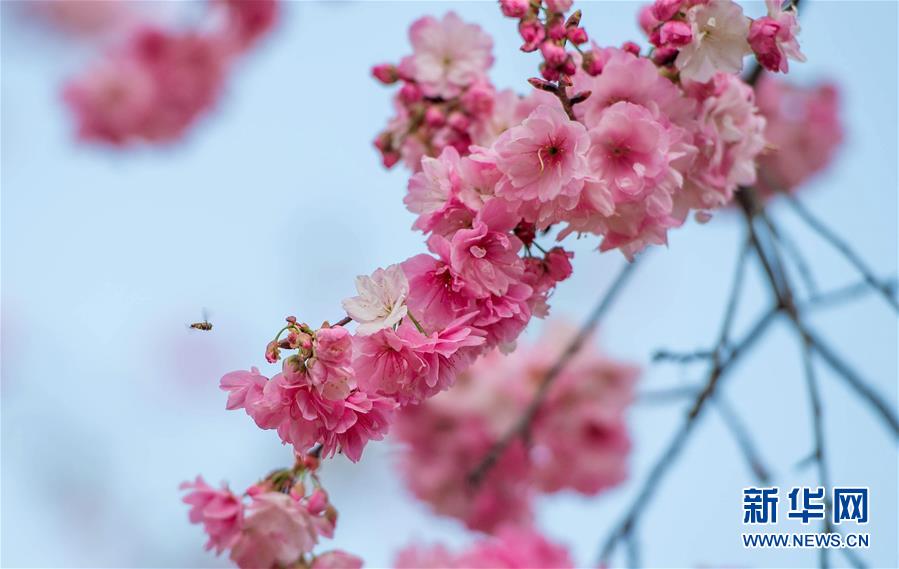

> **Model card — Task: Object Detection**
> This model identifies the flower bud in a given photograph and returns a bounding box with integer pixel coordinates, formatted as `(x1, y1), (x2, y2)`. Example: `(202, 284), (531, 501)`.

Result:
(371, 63), (399, 84)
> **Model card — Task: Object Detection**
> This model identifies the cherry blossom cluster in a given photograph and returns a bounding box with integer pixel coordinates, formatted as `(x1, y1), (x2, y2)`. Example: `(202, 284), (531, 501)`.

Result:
(395, 527), (573, 568)
(394, 323), (637, 532)
(64, 0), (278, 145)
(186, 0), (813, 565)
(376, 6), (790, 258)
(181, 454), (361, 569)
(639, 0), (805, 81)
(371, 13), (497, 169)
(754, 75), (843, 198)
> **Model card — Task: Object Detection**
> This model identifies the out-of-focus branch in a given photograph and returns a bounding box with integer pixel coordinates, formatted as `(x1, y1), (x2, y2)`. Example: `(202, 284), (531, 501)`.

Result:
(782, 192), (898, 312)
(467, 257), (640, 487)
(714, 395), (771, 483)
(799, 338), (833, 569)
(798, 324), (899, 437)
(803, 277), (898, 311)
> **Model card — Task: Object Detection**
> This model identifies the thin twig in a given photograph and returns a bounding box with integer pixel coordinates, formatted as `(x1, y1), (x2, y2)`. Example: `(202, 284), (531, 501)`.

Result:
(636, 385), (702, 405)
(763, 214), (819, 297)
(714, 395), (771, 483)
(799, 337), (832, 569)
(803, 277), (897, 311)
(782, 192), (898, 312)
(651, 349), (713, 364)
(798, 324), (899, 437)
(467, 257), (640, 486)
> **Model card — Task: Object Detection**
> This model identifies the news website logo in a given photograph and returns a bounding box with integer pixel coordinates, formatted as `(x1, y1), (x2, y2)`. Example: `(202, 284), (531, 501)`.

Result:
(741, 487), (870, 549)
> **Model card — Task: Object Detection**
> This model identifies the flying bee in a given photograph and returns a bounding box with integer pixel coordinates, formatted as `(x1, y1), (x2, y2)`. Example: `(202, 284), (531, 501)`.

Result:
(189, 309), (213, 331)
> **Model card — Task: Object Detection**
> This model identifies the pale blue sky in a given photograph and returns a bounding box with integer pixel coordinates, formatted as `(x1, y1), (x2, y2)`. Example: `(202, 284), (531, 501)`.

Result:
(2, 1), (896, 567)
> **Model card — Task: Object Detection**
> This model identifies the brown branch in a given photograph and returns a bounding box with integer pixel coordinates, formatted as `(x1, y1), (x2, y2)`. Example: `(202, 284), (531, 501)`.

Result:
(467, 257), (641, 486)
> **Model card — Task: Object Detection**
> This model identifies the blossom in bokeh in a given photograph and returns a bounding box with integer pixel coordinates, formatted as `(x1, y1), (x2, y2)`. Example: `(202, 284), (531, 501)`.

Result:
(395, 527), (574, 568)
(407, 12), (494, 98)
(393, 322), (637, 531)
(180, 477), (243, 554)
(755, 75), (843, 197)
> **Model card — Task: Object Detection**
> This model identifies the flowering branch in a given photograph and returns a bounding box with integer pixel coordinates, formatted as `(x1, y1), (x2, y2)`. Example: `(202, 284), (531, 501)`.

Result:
(467, 257), (640, 486)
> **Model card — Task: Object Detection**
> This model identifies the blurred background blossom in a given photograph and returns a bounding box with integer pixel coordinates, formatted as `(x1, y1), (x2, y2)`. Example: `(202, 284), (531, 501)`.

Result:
(1, 1), (896, 567)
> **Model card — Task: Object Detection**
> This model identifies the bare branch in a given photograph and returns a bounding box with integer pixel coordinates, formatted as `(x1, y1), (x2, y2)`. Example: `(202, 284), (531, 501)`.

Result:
(799, 324), (899, 438)
(714, 395), (771, 483)
(798, 337), (832, 569)
(782, 192), (898, 313)
(803, 277), (897, 311)
(636, 385), (702, 405)
(467, 257), (641, 486)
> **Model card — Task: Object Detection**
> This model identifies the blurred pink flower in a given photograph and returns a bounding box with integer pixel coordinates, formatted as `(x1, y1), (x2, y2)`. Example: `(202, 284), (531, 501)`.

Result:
(180, 476), (243, 555)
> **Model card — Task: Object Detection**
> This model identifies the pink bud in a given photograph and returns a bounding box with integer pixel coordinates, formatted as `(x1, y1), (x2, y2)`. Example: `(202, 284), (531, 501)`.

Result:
(447, 111), (470, 131)
(371, 63), (399, 84)
(561, 57), (577, 76)
(306, 489), (329, 515)
(460, 81), (495, 116)
(540, 41), (568, 67)
(621, 41), (641, 56)
(651, 45), (679, 65)
(265, 340), (281, 363)
(639, 5), (660, 34)
(519, 19), (545, 52)
(545, 0), (574, 13)
(651, 0), (683, 22)
(545, 247), (574, 281)
(660, 20), (692, 46)
(381, 150), (400, 168)
(567, 27), (588, 45)
(540, 64), (561, 81)
(547, 19), (567, 40)
(399, 82), (422, 104)
(499, 0), (530, 18)
(424, 106), (445, 127)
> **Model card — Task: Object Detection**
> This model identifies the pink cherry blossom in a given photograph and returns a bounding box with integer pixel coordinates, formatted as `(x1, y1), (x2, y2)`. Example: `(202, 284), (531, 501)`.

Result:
(586, 101), (681, 204)
(446, 200), (525, 298)
(405, 147), (475, 236)
(395, 527), (573, 568)
(748, 0), (806, 74)
(402, 249), (474, 332)
(180, 476), (243, 555)
(311, 551), (365, 569)
(675, 0), (751, 83)
(63, 55), (158, 145)
(229, 492), (319, 569)
(219, 0), (279, 51)
(682, 72), (767, 210)
(353, 322), (432, 405)
(574, 47), (694, 126)
(408, 12), (494, 98)
(342, 264), (409, 335)
(755, 76), (843, 197)
(307, 326), (355, 401)
(491, 104), (590, 226)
